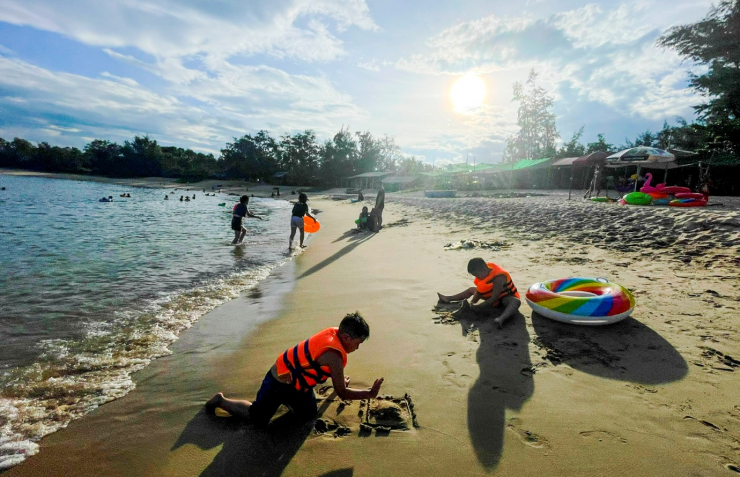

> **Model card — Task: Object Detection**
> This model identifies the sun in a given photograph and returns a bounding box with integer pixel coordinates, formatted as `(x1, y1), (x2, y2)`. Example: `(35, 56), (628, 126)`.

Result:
(450, 75), (486, 113)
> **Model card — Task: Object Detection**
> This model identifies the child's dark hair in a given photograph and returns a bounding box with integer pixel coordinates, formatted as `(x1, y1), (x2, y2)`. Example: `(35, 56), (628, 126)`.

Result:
(240, 195), (249, 203)
(298, 193), (308, 203)
(339, 312), (370, 339)
(467, 257), (488, 275)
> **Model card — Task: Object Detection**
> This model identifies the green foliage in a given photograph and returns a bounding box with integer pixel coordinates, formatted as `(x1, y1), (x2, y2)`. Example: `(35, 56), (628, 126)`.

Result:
(503, 69), (559, 162)
(220, 130), (278, 181)
(556, 127), (586, 158)
(0, 127), (406, 186)
(586, 134), (612, 153)
(658, 0), (740, 152)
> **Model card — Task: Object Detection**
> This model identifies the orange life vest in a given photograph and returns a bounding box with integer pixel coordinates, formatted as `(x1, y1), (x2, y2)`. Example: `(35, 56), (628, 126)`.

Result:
(275, 327), (348, 392)
(474, 263), (520, 302)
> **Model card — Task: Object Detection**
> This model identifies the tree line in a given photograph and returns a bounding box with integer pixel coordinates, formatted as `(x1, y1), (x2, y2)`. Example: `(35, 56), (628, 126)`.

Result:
(0, 128), (429, 186)
(503, 1), (739, 167)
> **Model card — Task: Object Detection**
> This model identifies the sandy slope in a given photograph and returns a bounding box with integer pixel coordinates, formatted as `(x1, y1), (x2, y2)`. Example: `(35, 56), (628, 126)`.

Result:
(4, 194), (740, 476)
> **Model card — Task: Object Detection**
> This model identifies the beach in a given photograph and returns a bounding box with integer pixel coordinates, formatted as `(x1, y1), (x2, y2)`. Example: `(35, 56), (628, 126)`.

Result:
(2, 178), (740, 475)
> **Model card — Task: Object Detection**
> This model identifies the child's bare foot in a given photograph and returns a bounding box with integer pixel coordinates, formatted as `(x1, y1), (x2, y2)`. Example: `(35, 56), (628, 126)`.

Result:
(300, 244), (307, 249)
(205, 393), (224, 414)
(437, 293), (451, 303)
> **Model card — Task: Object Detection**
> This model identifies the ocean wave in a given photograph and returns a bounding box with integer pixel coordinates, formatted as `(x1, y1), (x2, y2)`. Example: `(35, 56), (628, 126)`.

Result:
(0, 264), (278, 470)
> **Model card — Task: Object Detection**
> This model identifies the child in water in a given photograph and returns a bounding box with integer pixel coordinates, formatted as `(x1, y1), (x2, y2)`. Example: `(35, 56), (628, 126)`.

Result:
(289, 193), (316, 249)
(205, 312), (384, 428)
(232, 195), (263, 244)
(437, 258), (521, 328)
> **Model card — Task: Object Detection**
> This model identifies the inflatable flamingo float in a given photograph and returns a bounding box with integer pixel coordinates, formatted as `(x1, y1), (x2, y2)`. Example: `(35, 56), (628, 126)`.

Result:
(640, 172), (692, 197)
(639, 173), (665, 193)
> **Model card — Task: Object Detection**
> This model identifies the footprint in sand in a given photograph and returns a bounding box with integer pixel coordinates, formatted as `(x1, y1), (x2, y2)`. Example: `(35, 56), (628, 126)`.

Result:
(579, 430), (627, 444)
(506, 418), (550, 449)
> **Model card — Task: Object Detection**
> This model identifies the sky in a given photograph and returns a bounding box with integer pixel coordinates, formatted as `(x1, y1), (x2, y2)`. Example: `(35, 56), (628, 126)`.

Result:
(0, 0), (715, 164)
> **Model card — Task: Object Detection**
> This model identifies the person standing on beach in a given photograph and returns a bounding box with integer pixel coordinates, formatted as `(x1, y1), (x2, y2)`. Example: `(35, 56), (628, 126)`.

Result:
(584, 166), (603, 199)
(232, 195), (263, 245)
(205, 312), (384, 428)
(373, 185), (385, 228)
(289, 193), (316, 250)
(437, 258), (521, 329)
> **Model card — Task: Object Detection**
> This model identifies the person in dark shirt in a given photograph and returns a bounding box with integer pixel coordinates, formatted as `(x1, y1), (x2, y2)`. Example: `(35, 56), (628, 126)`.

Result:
(232, 195), (263, 244)
(289, 193), (316, 249)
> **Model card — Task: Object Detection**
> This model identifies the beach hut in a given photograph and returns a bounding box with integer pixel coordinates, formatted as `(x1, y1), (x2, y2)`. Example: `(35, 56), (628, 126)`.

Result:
(552, 152), (610, 199)
(345, 171), (394, 190)
(381, 175), (421, 192)
(607, 148), (676, 191)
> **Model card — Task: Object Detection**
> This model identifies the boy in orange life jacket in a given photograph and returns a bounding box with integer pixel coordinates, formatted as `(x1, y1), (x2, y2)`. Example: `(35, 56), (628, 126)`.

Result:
(437, 258), (521, 329)
(204, 312), (384, 428)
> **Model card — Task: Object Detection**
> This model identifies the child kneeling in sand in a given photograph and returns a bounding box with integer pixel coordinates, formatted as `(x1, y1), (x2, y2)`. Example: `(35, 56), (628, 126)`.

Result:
(437, 258), (521, 328)
(205, 312), (384, 428)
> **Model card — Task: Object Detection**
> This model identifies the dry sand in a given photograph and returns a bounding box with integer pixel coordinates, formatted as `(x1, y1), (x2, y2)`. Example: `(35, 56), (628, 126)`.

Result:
(3, 183), (740, 476)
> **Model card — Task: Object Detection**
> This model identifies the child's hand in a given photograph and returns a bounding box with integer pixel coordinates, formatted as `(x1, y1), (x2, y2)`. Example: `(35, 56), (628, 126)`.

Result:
(345, 376), (351, 387)
(369, 378), (384, 398)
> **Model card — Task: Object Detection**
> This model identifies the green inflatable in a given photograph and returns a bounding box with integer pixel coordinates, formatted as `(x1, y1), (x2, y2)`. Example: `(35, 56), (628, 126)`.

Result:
(623, 192), (652, 206)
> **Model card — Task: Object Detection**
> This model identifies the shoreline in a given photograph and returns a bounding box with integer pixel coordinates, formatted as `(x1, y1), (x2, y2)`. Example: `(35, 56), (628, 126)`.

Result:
(0, 168), (306, 199)
(3, 178), (740, 475)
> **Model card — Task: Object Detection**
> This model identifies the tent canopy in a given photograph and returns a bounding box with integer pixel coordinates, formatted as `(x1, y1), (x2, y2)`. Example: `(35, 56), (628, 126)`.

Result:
(512, 157), (552, 170)
(382, 175), (420, 184)
(346, 171), (394, 179)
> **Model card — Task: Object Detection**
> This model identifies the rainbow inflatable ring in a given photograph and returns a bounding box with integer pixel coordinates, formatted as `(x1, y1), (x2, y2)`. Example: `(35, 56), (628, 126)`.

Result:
(526, 277), (635, 326)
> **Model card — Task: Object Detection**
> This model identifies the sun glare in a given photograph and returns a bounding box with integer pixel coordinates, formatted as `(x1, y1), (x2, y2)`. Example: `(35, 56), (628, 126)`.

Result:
(450, 75), (486, 113)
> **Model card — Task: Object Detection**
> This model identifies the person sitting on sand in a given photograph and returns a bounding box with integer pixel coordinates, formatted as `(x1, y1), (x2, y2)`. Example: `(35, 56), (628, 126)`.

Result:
(205, 312), (384, 428)
(357, 206), (369, 230)
(289, 192), (316, 250)
(437, 258), (521, 328)
(232, 195), (263, 244)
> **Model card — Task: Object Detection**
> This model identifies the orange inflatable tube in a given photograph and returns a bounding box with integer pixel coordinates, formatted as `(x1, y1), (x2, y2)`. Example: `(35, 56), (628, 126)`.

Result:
(304, 216), (321, 233)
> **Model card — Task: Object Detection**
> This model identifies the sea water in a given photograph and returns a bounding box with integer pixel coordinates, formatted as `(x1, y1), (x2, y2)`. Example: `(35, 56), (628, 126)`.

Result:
(0, 174), (295, 469)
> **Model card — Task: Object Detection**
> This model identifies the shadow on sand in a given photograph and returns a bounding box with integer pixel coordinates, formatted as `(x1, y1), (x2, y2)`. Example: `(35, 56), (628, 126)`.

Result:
(297, 232), (374, 279)
(455, 309), (534, 471)
(318, 469), (354, 477)
(530, 313), (688, 384)
(172, 411), (313, 477)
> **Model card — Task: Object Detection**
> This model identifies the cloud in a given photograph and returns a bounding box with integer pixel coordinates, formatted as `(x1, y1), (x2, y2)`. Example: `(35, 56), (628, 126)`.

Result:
(396, 2), (704, 124)
(0, 55), (365, 152)
(0, 0), (377, 62)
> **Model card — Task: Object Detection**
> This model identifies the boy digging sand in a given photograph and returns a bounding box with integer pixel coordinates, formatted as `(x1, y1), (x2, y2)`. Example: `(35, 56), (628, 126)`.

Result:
(205, 312), (384, 428)
(437, 258), (521, 329)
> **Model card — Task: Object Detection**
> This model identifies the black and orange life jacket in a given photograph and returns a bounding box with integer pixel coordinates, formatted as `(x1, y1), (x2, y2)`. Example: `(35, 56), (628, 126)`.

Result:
(275, 327), (348, 392)
(473, 263), (520, 302)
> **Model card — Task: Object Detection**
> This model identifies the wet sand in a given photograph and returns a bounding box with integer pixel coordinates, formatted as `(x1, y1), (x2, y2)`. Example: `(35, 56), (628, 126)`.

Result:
(4, 193), (740, 476)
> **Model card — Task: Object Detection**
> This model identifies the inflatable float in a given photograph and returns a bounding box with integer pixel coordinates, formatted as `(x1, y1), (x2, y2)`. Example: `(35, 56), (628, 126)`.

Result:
(674, 192), (704, 200)
(623, 192), (652, 206)
(669, 199), (707, 207)
(661, 186), (691, 195)
(525, 277), (635, 326)
(304, 216), (321, 233)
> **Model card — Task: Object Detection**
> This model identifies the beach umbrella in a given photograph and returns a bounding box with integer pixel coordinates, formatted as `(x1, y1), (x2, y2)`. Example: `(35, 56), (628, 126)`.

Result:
(607, 147), (674, 162)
